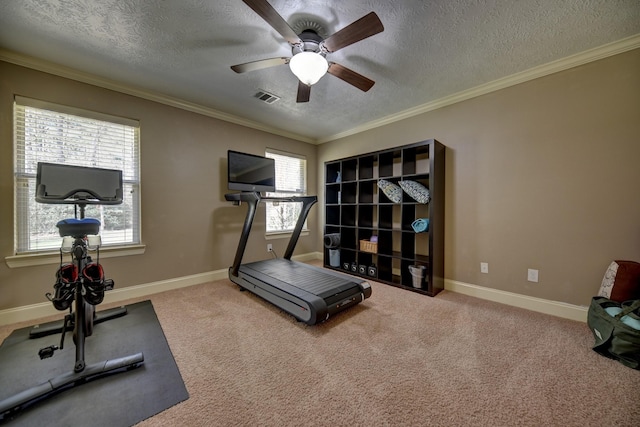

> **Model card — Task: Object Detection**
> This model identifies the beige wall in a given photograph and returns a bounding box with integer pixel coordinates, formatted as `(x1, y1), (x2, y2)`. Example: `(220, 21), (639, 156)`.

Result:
(0, 61), (318, 309)
(2, 48), (639, 312)
(318, 48), (640, 307)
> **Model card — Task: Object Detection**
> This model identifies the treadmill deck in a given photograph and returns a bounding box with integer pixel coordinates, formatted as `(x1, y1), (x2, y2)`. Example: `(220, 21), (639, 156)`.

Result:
(232, 258), (371, 325)
(241, 259), (360, 298)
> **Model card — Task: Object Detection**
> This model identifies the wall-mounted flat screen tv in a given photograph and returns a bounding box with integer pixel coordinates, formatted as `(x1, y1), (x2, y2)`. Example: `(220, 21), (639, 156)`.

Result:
(227, 150), (276, 192)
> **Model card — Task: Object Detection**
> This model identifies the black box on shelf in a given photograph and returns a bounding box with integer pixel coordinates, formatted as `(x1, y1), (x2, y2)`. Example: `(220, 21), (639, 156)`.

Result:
(368, 265), (377, 277)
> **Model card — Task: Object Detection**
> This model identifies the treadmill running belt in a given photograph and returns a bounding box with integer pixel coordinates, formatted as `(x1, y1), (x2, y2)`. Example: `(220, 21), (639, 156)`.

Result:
(241, 259), (357, 297)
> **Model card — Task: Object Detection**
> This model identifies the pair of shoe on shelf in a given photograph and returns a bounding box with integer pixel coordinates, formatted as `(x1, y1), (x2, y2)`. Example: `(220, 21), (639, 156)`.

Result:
(51, 263), (106, 310)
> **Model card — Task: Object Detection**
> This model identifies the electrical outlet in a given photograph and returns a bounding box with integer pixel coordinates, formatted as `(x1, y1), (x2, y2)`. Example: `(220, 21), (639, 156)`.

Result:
(480, 262), (489, 274)
(267, 244), (273, 252)
(527, 269), (539, 282)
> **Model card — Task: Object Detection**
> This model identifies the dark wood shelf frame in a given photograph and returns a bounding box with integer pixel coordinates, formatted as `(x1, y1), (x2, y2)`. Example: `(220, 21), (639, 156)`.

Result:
(323, 139), (445, 296)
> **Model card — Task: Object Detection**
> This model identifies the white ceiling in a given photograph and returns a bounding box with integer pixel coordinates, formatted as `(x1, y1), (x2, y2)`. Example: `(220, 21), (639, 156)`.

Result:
(1, 0), (639, 143)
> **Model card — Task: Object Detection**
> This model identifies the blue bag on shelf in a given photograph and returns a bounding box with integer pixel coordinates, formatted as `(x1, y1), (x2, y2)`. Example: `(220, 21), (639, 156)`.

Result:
(411, 218), (429, 233)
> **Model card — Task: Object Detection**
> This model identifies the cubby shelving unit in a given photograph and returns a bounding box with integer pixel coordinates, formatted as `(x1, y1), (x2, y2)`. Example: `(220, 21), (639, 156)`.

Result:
(323, 139), (445, 296)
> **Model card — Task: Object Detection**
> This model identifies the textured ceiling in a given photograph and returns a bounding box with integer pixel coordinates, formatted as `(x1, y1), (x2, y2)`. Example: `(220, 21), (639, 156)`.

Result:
(1, 0), (639, 143)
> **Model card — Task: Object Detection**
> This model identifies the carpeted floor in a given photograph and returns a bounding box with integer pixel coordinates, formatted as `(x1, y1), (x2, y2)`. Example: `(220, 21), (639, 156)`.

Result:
(0, 301), (188, 426)
(1, 265), (639, 426)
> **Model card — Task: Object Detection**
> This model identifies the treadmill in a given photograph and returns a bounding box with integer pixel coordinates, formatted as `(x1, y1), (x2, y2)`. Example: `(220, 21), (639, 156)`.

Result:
(225, 192), (371, 325)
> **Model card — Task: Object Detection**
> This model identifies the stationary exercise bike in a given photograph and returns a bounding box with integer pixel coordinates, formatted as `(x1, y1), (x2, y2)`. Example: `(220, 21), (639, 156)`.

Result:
(0, 163), (144, 416)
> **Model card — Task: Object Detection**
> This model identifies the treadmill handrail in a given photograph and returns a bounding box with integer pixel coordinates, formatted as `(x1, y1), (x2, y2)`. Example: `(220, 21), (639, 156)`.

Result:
(225, 192), (317, 277)
(225, 192), (312, 204)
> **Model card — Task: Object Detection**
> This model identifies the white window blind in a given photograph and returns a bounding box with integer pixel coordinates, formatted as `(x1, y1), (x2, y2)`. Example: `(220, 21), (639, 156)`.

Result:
(265, 149), (307, 233)
(14, 97), (141, 253)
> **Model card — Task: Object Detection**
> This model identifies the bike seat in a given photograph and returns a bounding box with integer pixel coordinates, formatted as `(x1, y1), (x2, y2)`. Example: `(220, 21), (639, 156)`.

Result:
(56, 218), (101, 237)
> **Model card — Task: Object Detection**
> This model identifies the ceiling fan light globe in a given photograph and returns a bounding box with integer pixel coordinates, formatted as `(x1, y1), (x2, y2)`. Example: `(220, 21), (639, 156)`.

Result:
(289, 52), (328, 85)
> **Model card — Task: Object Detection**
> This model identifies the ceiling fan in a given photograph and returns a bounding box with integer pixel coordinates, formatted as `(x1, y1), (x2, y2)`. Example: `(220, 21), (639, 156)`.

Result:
(231, 0), (384, 103)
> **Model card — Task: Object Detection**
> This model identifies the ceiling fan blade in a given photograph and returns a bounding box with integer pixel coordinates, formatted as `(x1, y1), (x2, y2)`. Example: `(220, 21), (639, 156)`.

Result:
(297, 81), (311, 103)
(241, 0), (302, 45)
(231, 57), (290, 73)
(322, 12), (384, 53)
(327, 62), (375, 92)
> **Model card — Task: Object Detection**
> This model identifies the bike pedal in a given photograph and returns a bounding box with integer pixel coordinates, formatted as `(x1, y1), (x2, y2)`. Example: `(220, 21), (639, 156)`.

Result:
(104, 278), (115, 291)
(38, 345), (59, 359)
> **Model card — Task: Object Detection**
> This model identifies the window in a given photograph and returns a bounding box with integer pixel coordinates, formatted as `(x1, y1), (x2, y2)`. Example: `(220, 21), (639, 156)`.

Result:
(265, 149), (307, 233)
(14, 97), (140, 253)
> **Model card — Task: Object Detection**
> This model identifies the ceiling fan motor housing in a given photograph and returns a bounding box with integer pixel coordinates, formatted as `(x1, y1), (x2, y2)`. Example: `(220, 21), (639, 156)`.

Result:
(292, 29), (326, 56)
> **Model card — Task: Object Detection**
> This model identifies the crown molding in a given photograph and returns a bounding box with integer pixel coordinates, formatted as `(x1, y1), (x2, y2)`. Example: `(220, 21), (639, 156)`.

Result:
(2, 33), (639, 145)
(0, 49), (315, 144)
(318, 33), (640, 143)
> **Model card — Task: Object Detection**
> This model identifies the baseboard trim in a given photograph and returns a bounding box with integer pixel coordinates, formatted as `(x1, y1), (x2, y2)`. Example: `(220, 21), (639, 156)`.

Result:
(293, 252), (323, 262)
(0, 253), (323, 326)
(0, 269), (229, 327)
(445, 279), (588, 322)
(1, 255), (588, 326)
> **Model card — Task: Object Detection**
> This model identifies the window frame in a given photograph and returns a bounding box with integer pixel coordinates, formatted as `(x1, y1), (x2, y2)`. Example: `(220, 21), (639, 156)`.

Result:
(9, 96), (143, 264)
(264, 148), (308, 235)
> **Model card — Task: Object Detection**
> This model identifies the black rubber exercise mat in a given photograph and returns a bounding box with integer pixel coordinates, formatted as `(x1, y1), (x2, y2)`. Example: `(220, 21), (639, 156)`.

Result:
(0, 300), (189, 426)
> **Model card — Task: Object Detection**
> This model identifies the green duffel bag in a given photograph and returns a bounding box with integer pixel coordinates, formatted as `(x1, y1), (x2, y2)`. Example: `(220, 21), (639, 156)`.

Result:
(587, 296), (640, 369)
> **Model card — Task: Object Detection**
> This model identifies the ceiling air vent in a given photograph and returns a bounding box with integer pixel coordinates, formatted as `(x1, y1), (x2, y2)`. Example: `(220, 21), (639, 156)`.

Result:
(254, 90), (280, 104)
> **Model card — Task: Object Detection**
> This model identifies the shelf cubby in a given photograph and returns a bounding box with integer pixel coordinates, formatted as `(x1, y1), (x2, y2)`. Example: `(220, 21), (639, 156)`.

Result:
(341, 205), (356, 227)
(326, 206), (340, 226)
(377, 230), (392, 256)
(327, 162), (340, 183)
(358, 204), (374, 228)
(342, 159), (357, 182)
(358, 156), (375, 180)
(378, 205), (393, 229)
(401, 232), (415, 259)
(340, 227), (357, 250)
(358, 179), (376, 204)
(341, 182), (357, 204)
(326, 183), (340, 205)
(401, 204), (416, 231)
